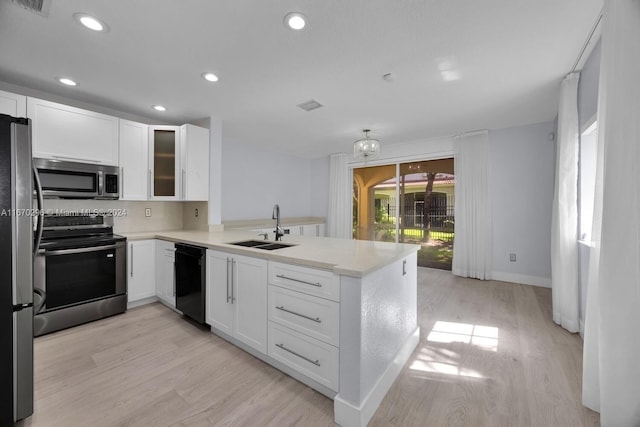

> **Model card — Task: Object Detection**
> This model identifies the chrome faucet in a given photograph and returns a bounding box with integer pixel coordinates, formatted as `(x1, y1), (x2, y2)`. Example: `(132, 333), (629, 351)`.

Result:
(272, 204), (284, 241)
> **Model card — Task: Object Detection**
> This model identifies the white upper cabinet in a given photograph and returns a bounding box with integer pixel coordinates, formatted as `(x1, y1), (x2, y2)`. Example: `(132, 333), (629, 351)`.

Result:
(119, 120), (149, 200)
(148, 124), (209, 201)
(27, 97), (119, 165)
(0, 90), (26, 117)
(149, 125), (181, 200)
(180, 124), (209, 201)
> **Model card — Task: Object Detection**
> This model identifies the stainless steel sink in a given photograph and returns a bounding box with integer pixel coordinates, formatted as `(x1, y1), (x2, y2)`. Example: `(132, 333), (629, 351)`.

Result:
(229, 240), (270, 247)
(228, 240), (296, 250)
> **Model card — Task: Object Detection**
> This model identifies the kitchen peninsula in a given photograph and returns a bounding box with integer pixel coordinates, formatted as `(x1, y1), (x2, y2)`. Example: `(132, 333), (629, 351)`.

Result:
(125, 229), (420, 427)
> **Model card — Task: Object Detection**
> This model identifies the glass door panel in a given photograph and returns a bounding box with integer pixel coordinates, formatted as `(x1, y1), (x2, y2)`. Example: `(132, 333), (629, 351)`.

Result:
(353, 164), (396, 241)
(353, 158), (455, 270)
(399, 159), (454, 270)
(153, 129), (176, 197)
(44, 246), (116, 310)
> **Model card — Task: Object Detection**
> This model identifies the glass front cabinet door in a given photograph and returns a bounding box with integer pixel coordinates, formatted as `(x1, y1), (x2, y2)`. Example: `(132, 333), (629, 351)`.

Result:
(149, 126), (180, 199)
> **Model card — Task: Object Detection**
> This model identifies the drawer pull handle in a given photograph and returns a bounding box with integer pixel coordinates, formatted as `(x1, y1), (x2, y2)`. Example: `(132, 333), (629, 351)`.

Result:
(276, 343), (321, 367)
(276, 274), (322, 287)
(276, 305), (321, 323)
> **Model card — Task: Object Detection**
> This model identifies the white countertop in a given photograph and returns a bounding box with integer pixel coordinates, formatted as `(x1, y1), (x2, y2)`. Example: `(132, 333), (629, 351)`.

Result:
(121, 230), (419, 278)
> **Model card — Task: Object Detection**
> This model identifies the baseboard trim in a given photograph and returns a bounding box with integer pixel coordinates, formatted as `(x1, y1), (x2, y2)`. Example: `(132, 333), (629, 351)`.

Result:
(334, 327), (420, 427)
(491, 271), (551, 288)
(126, 296), (158, 309)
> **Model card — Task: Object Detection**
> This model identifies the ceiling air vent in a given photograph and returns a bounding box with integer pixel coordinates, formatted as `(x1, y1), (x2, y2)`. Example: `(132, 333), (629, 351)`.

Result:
(10, 0), (51, 16)
(297, 99), (323, 112)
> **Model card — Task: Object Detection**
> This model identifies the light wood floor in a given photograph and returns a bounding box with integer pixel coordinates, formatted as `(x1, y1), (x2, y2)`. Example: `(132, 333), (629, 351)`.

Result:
(20, 268), (600, 427)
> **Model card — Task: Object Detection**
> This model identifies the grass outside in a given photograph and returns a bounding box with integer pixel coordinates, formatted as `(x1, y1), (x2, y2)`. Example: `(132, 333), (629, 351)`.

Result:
(376, 226), (454, 243)
(417, 244), (453, 270)
(357, 224), (454, 270)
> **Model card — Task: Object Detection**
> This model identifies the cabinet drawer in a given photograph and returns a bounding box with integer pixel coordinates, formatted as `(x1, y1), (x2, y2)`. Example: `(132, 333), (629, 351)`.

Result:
(268, 285), (339, 346)
(268, 262), (339, 302)
(268, 322), (339, 391)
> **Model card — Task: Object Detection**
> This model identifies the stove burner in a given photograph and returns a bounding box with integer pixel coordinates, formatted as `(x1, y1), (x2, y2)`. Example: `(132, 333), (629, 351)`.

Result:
(39, 214), (121, 246)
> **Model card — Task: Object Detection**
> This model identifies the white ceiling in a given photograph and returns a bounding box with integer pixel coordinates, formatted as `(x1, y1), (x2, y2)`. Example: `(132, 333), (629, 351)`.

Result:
(0, 0), (602, 158)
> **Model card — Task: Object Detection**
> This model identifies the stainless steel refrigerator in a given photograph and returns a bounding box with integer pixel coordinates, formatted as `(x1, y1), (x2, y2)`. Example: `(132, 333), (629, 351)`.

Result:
(1, 113), (43, 425)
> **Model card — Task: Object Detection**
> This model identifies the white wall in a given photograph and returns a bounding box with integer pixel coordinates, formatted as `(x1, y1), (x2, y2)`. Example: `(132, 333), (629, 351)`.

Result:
(348, 136), (454, 167)
(490, 121), (556, 286)
(221, 140), (313, 221)
(309, 127), (556, 287)
(310, 156), (330, 219)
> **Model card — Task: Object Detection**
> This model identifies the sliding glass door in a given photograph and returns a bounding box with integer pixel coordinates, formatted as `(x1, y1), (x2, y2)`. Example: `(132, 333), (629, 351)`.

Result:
(353, 158), (455, 270)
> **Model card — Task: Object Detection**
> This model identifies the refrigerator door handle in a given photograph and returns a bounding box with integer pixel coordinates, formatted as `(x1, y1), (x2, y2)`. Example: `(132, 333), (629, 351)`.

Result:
(32, 162), (44, 258)
(33, 288), (46, 315)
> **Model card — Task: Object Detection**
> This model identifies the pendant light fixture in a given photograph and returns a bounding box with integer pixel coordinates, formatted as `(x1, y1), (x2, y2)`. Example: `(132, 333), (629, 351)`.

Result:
(353, 129), (380, 160)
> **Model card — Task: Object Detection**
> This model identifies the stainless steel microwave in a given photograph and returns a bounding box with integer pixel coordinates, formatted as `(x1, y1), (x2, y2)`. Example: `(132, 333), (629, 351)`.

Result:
(33, 158), (119, 199)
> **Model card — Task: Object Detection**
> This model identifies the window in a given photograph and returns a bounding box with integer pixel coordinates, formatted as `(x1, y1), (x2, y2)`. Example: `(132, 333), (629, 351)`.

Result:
(579, 120), (597, 242)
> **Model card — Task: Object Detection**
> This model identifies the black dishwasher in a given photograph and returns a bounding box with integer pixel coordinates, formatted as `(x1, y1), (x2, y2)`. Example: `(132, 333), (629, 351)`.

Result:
(175, 243), (206, 324)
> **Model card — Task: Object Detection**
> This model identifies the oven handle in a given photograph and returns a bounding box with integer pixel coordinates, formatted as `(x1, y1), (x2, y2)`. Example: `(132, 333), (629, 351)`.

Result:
(41, 242), (124, 256)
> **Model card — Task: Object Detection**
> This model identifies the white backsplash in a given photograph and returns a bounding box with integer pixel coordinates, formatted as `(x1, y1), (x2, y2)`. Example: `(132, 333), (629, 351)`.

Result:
(182, 201), (209, 231)
(42, 200), (185, 233)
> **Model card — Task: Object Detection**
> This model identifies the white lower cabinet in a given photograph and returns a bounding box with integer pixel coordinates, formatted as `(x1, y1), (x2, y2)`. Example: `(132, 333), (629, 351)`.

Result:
(282, 223), (325, 237)
(269, 261), (340, 302)
(268, 285), (339, 346)
(127, 240), (156, 303)
(205, 251), (340, 393)
(206, 250), (268, 353)
(155, 240), (176, 307)
(268, 321), (339, 391)
(312, 223), (325, 237)
(267, 262), (340, 392)
(299, 224), (324, 237)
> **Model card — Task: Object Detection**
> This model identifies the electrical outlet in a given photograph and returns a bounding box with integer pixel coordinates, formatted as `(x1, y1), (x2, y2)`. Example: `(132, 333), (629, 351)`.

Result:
(195, 208), (199, 218)
(509, 253), (517, 262)
(145, 208), (151, 217)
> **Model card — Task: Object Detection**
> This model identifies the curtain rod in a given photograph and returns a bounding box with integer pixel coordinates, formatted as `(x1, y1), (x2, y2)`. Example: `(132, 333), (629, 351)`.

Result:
(570, 11), (603, 73)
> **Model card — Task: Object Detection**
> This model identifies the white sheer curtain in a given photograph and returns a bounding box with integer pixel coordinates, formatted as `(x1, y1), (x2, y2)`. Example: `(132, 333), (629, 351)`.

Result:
(550, 72), (580, 333)
(582, 1), (640, 425)
(327, 153), (352, 239)
(452, 130), (492, 280)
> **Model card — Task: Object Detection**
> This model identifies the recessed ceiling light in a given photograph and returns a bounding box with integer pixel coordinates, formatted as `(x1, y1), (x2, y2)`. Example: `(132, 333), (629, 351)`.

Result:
(73, 13), (109, 32)
(284, 12), (306, 30)
(202, 72), (219, 82)
(152, 105), (167, 112)
(56, 77), (77, 86)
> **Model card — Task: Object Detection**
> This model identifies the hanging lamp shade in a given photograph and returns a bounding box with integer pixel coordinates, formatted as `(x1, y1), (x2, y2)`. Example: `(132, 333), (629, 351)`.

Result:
(353, 129), (380, 160)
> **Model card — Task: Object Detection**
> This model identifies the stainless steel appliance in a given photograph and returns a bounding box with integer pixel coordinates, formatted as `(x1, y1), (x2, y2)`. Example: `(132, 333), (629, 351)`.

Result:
(175, 243), (206, 324)
(0, 114), (42, 425)
(33, 157), (119, 199)
(34, 214), (127, 336)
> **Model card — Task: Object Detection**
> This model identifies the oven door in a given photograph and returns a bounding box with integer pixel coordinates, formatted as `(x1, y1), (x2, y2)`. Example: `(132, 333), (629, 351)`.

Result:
(35, 240), (126, 312)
